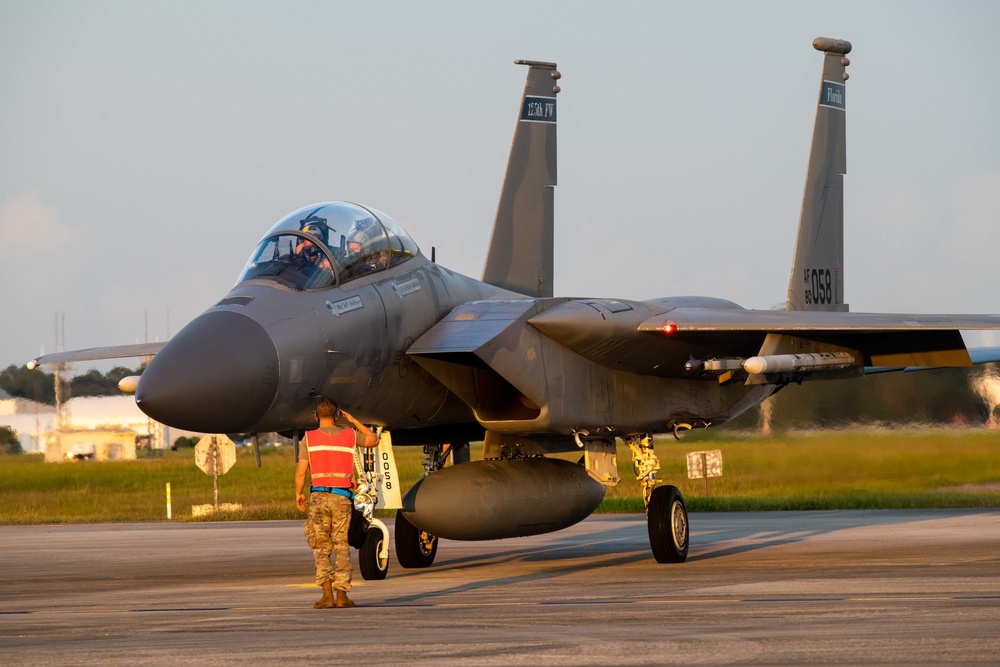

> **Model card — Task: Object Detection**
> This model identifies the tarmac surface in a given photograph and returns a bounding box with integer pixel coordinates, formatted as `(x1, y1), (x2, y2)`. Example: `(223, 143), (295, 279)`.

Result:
(2, 510), (999, 665)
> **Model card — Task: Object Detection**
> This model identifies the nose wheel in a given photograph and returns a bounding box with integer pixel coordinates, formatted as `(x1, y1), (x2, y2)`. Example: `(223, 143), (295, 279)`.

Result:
(358, 526), (389, 580)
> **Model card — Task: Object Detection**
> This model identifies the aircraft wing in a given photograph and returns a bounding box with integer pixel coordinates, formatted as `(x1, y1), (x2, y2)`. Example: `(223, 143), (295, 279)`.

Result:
(636, 308), (1000, 334)
(26, 342), (167, 369)
(865, 345), (1000, 374)
(527, 300), (1000, 379)
(413, 298), (1000, 389)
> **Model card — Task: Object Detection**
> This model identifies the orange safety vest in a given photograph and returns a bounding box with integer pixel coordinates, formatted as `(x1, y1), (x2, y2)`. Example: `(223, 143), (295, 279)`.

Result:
(306, 428), (357, 488)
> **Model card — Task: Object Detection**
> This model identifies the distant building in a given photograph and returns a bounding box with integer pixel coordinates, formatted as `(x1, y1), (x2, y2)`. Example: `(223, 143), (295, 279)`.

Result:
(0, 389), (56, 453)
(0, 388), (56, 418)
(47, 427), (138, 462)
(1, 393), (174, 460)
(60, 395), (155, 432)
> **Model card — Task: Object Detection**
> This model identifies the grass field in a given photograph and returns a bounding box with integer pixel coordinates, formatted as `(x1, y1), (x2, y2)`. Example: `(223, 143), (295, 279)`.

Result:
(1, 429), (998, 524)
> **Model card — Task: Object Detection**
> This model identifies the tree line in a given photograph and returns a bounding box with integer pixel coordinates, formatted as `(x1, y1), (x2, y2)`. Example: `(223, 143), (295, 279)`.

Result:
(0, 364), (143, 405)
(0, 426), (22, 454)
(728, 364), (1000, 430)
(2, 361), (997, 430)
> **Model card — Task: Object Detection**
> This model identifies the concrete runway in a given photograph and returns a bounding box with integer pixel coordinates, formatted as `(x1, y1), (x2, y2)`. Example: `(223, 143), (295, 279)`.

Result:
(2, 510), (999, 665)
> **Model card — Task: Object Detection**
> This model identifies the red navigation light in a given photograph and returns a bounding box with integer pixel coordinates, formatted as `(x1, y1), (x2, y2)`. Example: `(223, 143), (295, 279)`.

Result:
(662, 321), (678, 335)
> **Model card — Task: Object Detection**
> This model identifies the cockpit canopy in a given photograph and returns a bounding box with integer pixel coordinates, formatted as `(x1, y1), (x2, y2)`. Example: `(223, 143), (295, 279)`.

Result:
(237, 202), (420, 290)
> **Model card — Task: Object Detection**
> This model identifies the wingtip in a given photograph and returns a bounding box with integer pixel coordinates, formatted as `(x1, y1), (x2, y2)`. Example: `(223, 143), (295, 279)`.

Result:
(813, 37), (852, 55)
(514, 59), (557, 69)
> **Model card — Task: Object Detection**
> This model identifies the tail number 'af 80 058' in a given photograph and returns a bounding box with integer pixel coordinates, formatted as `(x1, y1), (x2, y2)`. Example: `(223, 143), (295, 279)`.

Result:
(804, 268), (833, 305)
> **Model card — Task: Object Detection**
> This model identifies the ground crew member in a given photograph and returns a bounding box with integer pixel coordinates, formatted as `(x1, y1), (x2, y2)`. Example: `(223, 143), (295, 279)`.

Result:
(295, 398), (377, 608)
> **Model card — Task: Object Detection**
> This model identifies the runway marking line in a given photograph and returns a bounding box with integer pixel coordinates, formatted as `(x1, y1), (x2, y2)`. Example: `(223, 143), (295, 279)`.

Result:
(848, 596), (952, 601)
(638, 599), (741, 604)
(437, 602), (541, 607)
(22, 609), (132, 615)
(232, 606), (312, 610)
(5, 594), (999, 616)
(288, 582), (364, 588)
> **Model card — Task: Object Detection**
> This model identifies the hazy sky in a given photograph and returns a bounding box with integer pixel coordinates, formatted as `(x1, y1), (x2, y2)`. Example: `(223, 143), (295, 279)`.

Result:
(2, 1), (998, 372)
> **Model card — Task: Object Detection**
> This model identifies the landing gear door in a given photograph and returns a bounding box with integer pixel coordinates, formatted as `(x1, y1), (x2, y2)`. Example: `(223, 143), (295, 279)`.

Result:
(583, 438), (620, 486)
(376, 431), (402, 510)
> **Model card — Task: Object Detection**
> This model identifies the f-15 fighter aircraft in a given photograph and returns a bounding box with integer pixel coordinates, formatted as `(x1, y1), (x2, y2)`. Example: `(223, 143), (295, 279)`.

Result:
(30, 40), (1000, 570)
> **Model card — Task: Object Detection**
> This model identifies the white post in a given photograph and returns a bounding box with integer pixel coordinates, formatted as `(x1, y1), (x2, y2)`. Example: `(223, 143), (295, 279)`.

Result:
(212, 436), (220, 509)
(166, 482), (172, 520)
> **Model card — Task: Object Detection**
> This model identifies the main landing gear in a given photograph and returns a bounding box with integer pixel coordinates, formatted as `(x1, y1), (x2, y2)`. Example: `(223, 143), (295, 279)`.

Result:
(647, 484), (689, 563)
(626, 434), (689, 563)
(394, 443), (447, 568)
(394, 510), (438, 568)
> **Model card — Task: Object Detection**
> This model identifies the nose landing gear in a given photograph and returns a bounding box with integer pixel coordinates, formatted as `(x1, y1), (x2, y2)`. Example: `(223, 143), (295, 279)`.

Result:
(352, 433), (391, 580)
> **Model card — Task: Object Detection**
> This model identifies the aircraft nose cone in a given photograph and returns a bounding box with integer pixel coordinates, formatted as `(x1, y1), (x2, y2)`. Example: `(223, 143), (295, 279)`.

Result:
(136, 311), (278, 433)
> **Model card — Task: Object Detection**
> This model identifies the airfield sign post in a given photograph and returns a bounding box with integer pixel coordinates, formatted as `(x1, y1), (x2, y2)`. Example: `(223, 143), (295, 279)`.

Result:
(194, 435), (236, 509)
(687, 449), (723, 495)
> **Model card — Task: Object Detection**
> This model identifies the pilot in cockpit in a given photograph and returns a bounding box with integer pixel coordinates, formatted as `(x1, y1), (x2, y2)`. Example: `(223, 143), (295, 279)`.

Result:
(346, 230), (367, 258)
(341, 230), (371, 277)
(297, 222), (332, 270)
(344, 229), (390, 276)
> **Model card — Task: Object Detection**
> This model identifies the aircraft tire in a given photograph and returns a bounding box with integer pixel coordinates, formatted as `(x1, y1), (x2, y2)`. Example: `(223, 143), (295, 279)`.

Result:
(395, 510), (438, 568)
(450, 442), (471, 465)
(647, 485), (689, 564)
(358, 527), (389, 580)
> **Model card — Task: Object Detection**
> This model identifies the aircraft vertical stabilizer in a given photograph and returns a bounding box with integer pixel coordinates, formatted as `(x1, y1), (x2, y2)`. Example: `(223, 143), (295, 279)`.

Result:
(786, 38), (851, 312)
(482, 60), (560, 298)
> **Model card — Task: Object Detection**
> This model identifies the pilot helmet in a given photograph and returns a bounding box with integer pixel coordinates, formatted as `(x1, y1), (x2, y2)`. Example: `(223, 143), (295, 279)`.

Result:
(299, 217), (330, 245)
(347, 230), (369, 255)
(303, 223), (327, 243)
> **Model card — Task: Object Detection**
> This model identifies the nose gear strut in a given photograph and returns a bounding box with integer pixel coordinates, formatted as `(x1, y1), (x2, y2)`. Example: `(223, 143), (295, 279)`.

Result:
(351, 427), (390, 580)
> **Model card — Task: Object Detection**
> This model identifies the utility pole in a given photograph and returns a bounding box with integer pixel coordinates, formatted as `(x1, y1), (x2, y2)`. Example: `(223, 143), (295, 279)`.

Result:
(52, 312), (68, 455)
(53, 313), (68, 431)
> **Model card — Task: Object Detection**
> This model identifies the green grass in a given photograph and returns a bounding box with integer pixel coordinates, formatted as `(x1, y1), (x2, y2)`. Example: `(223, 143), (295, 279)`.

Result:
(1, 429), (998, 524)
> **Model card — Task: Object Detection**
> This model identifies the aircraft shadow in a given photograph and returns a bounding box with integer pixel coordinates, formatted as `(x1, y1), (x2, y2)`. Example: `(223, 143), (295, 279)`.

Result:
(381, 509), (973, 602)
(685, 509), (966, 562)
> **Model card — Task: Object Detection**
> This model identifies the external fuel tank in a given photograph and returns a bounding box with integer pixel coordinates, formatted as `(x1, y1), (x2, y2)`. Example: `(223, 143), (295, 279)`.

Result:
(400, 457), (605, 541)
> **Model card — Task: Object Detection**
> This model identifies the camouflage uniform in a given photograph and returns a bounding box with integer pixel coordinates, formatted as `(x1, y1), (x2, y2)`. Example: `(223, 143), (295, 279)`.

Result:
(304, 491), (353, 591)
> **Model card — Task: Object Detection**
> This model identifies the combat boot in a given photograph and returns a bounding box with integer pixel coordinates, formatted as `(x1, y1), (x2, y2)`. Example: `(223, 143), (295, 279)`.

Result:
(314, 582), (334, 608)
(334, 589), (356, 608)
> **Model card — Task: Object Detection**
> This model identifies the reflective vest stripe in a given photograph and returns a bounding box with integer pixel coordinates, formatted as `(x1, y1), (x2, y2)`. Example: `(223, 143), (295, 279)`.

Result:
(306, 429), (356, 489)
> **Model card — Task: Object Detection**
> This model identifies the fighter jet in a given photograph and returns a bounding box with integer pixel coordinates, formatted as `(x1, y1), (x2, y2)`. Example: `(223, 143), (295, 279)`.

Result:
(30, 41), (1000, 570)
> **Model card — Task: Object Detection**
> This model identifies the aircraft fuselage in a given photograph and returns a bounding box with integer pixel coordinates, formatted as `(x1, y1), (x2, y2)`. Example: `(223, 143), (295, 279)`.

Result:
(136, 253), (510, 435)
(137, 247), (774, 445)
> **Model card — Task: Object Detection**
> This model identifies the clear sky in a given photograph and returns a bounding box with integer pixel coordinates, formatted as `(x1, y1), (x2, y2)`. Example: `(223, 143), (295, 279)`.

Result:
(2, 1), (998, 371)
